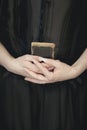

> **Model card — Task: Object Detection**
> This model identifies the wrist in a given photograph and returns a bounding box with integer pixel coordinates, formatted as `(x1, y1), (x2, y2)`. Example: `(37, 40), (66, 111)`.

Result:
(4, 56), (15, 72)
(71, 49), (87, 78)
(71, 62), (85, 78)
(0, 43), (15, 71)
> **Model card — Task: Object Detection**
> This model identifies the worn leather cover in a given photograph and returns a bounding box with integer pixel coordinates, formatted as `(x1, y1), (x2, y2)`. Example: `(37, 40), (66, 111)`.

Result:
(31, 42), (55, 58)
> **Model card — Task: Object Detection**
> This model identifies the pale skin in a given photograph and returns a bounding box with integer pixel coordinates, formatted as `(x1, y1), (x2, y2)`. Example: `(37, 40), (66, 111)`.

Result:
(0, 43), (48, 81)
(25, 49), (87, 84)
(0, 42), (87, 84)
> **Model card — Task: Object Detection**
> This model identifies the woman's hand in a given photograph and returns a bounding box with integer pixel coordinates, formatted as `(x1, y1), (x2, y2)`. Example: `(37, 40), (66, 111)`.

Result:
(25, 58), (79, 84)
(24, 49), (87, 84)
(6, 55), (48, 81)
(0, 43), (49, 80)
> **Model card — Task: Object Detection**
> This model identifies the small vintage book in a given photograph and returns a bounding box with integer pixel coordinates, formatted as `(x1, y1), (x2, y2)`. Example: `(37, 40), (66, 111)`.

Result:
(31, 42), (56, 59)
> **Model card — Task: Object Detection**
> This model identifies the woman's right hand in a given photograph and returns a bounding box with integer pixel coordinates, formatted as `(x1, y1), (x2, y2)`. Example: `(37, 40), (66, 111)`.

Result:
(0, 43), (50, 81)
(6, 54), (47, 80)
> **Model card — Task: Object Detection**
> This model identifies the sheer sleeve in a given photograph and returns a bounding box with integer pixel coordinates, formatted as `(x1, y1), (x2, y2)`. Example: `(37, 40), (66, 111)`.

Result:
(76, 1), (87, 52)
(80, 1), (87, 49)
(0, 1), (11, 47)
(0, 0), (32, 57)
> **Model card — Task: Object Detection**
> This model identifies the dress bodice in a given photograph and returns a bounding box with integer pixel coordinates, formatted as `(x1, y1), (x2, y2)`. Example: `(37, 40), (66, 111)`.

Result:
(31, 0), (87, 63)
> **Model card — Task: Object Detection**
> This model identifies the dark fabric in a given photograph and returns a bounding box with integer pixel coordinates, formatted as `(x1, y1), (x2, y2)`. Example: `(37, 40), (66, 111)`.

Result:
(0, 0), (87, 130)
(0, 74), (87, 130)
(0, 0), (32, 57)
(32, 0), (87, 63)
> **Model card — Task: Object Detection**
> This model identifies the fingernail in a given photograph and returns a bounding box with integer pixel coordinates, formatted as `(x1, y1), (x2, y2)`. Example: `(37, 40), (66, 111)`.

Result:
(39, 57), (47, 62)
(32, 59), (36, 63)
(24, 78), (27, 80)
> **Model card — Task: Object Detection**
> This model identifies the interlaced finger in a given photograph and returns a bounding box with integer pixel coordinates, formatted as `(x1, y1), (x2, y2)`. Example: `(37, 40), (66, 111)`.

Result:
(32, 60), (53, 79)
(25, 68), (48, 81)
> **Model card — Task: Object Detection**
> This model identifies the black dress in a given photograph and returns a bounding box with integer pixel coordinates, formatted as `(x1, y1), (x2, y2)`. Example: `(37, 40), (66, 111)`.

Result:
(0, 0), (87, 130)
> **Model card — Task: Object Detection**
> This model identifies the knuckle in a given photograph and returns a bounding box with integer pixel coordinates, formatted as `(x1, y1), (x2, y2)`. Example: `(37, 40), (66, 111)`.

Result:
(56, 60), (61, 65)
(57, 60), (61, 63)
(25, 54), (29, 59)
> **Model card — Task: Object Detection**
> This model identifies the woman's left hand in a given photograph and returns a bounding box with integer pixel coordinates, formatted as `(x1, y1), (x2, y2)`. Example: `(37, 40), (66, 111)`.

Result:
(25, 58), (77, 84)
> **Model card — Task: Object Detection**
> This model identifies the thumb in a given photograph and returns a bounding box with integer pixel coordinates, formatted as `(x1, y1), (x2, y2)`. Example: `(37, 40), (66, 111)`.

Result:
(39, 57), (58, 67)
